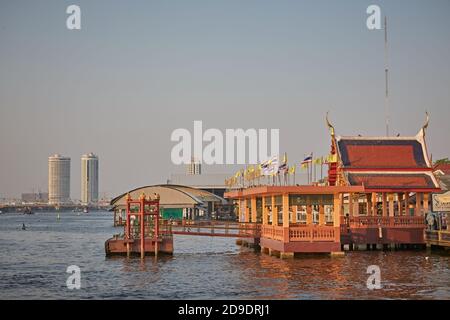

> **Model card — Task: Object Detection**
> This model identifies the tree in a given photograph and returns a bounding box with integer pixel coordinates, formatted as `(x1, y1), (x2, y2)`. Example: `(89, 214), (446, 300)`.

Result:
(434, 158), (450, 165)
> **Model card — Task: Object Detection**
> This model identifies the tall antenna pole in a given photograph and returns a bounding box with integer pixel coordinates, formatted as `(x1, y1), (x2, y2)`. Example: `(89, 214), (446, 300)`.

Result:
(384, 16), (390, 136)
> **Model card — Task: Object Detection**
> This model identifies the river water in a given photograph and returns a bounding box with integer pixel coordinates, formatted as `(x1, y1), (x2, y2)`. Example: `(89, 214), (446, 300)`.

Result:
(0, 211), (449, 300)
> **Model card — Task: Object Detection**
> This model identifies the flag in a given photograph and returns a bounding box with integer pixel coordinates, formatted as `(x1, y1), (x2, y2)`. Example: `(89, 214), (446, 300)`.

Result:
(289, 165), (296, 175)
(260, 155), (279, 176)
(301, 153), (313, 165)
(301, 163), (309, 170)
(314, 157), (323, 165)
(278, 162), (288, 175)
(282, 152), (287, 164)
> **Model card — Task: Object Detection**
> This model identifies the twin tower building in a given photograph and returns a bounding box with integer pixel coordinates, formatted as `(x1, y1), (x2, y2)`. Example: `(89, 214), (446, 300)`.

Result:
(48, 153), (99, 205)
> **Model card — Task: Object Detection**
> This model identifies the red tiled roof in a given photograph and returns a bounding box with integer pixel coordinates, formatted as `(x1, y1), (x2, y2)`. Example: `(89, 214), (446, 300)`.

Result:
(347, 172), (439, 190)
(434, 163), (450, 175)
(337, 138), (429, 169)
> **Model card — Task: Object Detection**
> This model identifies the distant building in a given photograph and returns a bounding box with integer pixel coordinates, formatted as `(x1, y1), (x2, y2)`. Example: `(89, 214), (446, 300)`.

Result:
(21, 192), (48, 203)
(48, 154), (71, 204)
(110, 184), (228, 225)
(81, 153), (99, 205)
(167, 173), (233, 218)
(187, 157), (201, 175)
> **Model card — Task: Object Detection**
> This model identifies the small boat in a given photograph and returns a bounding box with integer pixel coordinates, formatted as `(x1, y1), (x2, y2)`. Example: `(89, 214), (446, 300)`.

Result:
(23, 207), (34, 215)
(83, 207), (89, 214)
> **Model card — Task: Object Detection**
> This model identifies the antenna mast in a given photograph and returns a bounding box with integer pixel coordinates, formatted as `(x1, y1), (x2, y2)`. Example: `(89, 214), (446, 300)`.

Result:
(384, 16), (390, 136)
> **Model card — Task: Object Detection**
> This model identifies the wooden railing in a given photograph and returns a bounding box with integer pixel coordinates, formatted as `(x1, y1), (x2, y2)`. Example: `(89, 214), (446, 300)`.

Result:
(424, 230), (450, 246)
(342, 216), (425, 228)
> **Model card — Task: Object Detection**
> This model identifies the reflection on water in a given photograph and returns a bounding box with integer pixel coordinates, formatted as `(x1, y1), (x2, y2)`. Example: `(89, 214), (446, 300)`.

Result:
(0, 212), (449, 299)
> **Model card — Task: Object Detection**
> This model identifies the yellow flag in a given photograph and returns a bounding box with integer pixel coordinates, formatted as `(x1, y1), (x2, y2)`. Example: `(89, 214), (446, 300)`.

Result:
(301, 163), (308, 170)
(289, 166), (296, 175)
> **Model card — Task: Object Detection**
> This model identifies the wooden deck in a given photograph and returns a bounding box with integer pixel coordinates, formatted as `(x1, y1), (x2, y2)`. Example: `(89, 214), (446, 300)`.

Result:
(424, 230), (450, 249)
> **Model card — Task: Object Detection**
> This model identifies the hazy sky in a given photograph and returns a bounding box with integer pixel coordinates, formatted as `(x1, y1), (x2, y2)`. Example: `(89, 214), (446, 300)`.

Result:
(1, 0), (449, 199)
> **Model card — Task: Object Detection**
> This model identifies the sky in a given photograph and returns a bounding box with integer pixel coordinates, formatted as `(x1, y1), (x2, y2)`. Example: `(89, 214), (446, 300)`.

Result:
(1, 0), (449, 199)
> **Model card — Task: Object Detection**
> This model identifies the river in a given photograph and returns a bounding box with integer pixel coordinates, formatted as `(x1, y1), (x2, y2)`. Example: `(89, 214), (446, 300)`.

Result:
(0, 211), (448, 299)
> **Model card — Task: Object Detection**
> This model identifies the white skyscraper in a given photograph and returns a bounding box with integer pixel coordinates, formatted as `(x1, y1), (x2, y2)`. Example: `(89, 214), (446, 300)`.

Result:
(48, 154), (71, 204)
(81, 153), (99, 205)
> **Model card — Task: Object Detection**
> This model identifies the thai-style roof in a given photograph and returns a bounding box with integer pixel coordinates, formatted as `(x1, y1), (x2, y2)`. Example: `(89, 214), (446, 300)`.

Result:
(327, 112), (441, 192)
(336, 136), (430, 169)
(346, 172), (439, 192)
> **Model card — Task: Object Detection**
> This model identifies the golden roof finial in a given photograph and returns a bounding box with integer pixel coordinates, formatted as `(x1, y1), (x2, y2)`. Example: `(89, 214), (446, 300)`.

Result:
(125, 193), (131, 201)
(139, 192), (146, 200)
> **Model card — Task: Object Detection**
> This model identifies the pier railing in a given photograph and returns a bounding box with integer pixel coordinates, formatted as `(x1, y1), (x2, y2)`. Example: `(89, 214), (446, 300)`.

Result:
(342, 216), (425, 228)
(261, 225), (339, 242)
(424, 229), (450, 247)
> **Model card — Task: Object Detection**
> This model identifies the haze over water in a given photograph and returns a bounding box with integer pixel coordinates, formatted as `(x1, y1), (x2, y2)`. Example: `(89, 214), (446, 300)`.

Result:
(0, 212), (448, 299)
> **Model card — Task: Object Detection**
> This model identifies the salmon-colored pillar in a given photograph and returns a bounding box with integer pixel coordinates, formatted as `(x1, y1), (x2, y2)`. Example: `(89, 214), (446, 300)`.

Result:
(405, 192), (410, 216)
(272, 195), (278, 226)
(398, 193), (404, 216)
(415, 193), (422, 216)
(236, 200), (241, 222)
(382, 192), (387, 217)
(333, 193), (342, 227)
(319, 205), (325, 226)
(251, 197), (257, 223)
(282, 194), (290, 228)
(371, 193), (377, 216)
(388, 193), (394, 217)
(423, 193), (429, 215)
(348, 193), (353, 217)
(306, 200), (313, 225)
(292, 205), (298, 224)
(366, 194), (372, 216)
(262, 197), (268, 225)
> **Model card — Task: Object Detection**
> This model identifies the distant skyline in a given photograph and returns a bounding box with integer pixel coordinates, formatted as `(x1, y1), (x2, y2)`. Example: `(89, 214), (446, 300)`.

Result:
(1, 0), (450, 198)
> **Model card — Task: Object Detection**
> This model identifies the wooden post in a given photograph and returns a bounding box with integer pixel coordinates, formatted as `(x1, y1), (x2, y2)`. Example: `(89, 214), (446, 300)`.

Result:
(140, 195), (145, 259)
(126, 195), (131, 258)
(282, 194), (290, 228)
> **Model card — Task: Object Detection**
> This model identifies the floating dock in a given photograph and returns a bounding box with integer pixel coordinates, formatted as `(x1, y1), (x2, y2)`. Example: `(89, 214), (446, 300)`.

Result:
(105, 193), (173, 257)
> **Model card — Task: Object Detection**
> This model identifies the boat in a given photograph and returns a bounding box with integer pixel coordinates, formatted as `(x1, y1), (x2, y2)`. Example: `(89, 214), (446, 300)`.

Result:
(83, 207), (89, 214)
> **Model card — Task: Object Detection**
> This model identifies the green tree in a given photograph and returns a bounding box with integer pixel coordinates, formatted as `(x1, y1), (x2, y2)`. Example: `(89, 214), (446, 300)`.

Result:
(434, 158), (450, 165)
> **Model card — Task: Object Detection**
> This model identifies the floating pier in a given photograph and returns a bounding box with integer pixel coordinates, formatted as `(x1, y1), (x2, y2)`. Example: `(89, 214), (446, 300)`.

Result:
(105, 193), (173, 257)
